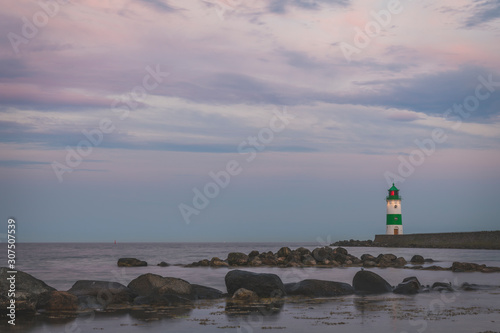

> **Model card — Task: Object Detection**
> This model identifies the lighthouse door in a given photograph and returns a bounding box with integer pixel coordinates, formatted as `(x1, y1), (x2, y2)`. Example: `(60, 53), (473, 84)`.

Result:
(394, 227), (399, 235)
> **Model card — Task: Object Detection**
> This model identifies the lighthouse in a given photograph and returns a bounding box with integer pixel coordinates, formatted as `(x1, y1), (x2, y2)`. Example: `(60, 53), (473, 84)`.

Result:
(386, 183), (403, 235)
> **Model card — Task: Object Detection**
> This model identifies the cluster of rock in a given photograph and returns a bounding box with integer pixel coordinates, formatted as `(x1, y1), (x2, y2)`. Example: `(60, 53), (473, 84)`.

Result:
(331, 239), (377, 247)
(1, 265), (498, 317)
(0, 267), (223, 315)
(186, 246), (423, 269)
(451, 262), (500, 273)
(117, 258), (170, 267)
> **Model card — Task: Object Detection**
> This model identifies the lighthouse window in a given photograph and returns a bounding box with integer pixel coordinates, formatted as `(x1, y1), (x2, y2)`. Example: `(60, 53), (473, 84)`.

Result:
(394, 205), (398, 208)
(390, 191), (395, 196)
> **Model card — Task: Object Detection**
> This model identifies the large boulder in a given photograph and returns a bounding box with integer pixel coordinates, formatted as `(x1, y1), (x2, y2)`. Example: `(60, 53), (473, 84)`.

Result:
(190, 284), (225, 300)
(117, 258), (147, 267)
(0, 267), (56, 313)
(225, 270), (286, 298)
(352, 270), (392, 294)
(393, 277), (421, 294)
(227, 252), (249, 266)
(127, 273), (192, 298)
(277, 247), (292, 258)
(68, 280), (135, 306)
(410, 255), (425, 264)
(285, 279), (354, 297)
(37, 291), (78, 312)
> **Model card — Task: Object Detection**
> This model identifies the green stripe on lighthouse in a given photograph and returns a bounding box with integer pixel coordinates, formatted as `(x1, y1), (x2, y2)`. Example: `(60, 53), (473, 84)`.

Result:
(386, 214), (402, 225)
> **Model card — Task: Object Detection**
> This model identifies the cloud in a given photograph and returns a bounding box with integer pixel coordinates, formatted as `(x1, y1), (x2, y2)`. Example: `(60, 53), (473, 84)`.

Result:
(136, 0), (178, 12)
(0, 160), (50, 168)
(267, 0), (349, 14)
(463, 0), (500, 27)
(386, 112), (423, 122)
(341, 66), (500, 121)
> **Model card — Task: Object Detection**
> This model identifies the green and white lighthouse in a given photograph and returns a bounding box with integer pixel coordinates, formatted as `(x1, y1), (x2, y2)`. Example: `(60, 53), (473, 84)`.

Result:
(386, 183), (403, 235)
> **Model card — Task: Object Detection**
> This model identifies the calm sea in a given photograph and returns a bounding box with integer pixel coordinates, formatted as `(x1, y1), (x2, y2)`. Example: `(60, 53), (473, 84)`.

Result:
(10, 242), (500, 290)
(3, 242), (500, 333)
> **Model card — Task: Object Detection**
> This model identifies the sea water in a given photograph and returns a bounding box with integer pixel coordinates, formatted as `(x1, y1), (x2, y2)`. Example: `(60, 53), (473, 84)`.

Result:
(2, 242), (500, 332)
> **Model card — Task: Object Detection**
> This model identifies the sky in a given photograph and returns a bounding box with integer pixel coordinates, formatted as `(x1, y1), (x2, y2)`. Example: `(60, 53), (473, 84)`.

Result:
(0, 0), (499, 243)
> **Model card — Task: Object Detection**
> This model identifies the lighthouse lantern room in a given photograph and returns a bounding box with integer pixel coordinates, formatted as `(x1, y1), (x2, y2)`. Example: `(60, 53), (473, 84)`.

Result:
(386, 183), (403, 235)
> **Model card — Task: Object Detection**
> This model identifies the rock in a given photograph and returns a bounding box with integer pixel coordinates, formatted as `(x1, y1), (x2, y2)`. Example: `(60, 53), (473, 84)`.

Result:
(117, 258), (147, 267)
(127, 273), (192, 298)
(363, 261), (377, 267)
(334, 247), (348, 255)
(190, 284), (225, 300)
(410, 255), (425, 264)
(284, 279), (354, 297)
(227, 252), (249, 266)
(302, 254), (317, 266)
(333, 253), (348, 264)
(361, 254), (376, 262)
(286, 253), (301, 264)
(312, 247), (333, 263)
(451, 261), (492, 272)
(67, 280), (135, 306)
(248, 250), (260, 258)
(157, 261), (170, 267)
(422, 265), (448, 271)
(394, 277), (421, 294)
(198, 259), (210, 266)
(0, 267), (56, 313)
(460, 283), (492, 291)
(38, 291), (78, 312)
(232, 288), (258, 301)
(393, 257), (407, 267)
(260, 256), (278, 266)
(248, 257), (263, 266)
(133, 294), (192, 306)
(277, 247), (292, 258)
(402, 276), (421, 285)
(296, 247), (312, 256)
(352, 270), (392, 294)
(376, 254), (397, 263)
(431, 282), (453, 292)
(210, 257), (229, 267)
(225, 270), (286, 298)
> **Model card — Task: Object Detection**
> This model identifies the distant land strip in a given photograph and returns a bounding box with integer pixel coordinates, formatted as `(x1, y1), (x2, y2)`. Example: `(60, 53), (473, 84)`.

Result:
(333, 231), (500, 250)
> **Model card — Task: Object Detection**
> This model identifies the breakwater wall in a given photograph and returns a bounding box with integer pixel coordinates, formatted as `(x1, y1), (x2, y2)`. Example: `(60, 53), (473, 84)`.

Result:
(374, 231), (500, 250)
